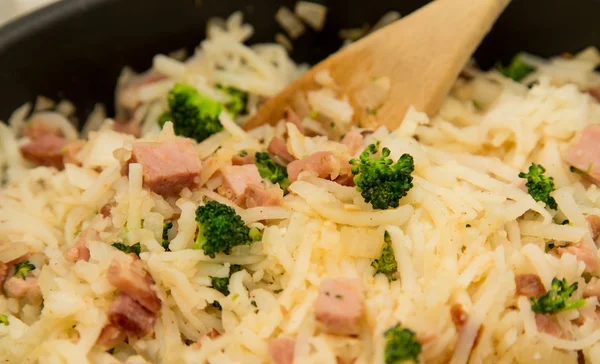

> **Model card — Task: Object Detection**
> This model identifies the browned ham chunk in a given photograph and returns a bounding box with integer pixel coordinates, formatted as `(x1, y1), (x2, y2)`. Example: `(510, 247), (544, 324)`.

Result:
(66, 228), (98, 263)
(584, 278), (600, 298)
(107, 254), (161, 313)
(535, 313), (562, 338)
(268, 337), (295, 364)
(287, 151), (353, 183)
(284, 107), (304, 134)
(557, 242), (599, 273)
(245, 185), (284, 208)
(97, 323), (127, 347)
(314, 278), (364, 336)
(232, 153), (254, 166)
(564, 125), (600, 182)
(23, 120), (62, 140)
(20, 134), (68, 169)
(589, 88), (600, 103)
(100, 203), (112, 218)
(221, 164), (263, 204)
(450, 304), (468, 330)
(587, 215), (600, 241)
(515, 274), (546, 297)
(113, 120), (141, 138)
(268, 137), (296, 162)
(4, 277), (40, 298)
(129, 138), (202, 196)
(341, 129), (364, 155)
(107, 292), (157, 337)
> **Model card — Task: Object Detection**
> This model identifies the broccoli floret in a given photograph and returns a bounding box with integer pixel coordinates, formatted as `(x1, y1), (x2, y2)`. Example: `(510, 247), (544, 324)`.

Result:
(255, 152), (290, 191)
(158, 111), (173, 128)
(112, 242), (141, 256)
(194, 201), (252, 258)
(372, 231), (398, 281)
(496, 55), (535, 82)
(217, 85), (248, 118)
(530, 277), (585, 314)
(13, 261), (35, 280)
(518, 163), (557, 210)
(211, 265), (242, 296)
(0, 314), (8, 326)
(161, 221), (173, 251)
(249, 227), (263, 242)
(350, 144), (415, 210)
(164, 83), (223, 142)
(384, 324), (422, 364)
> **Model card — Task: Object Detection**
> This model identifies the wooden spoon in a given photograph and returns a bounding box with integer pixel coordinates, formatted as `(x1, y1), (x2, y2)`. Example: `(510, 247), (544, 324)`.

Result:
(245, 0), (510, 131)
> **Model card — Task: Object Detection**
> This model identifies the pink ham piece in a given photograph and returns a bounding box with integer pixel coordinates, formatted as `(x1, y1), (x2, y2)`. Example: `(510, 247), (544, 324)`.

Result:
(97, 324), (127, 347)
(557, 242), (599, 273)
(341, 129), (364, 155)
(107, 254), (161, 313)
(268, 137), (296, 162)
(515, 274), (546, 298)
(221, 164), (263, 204)
(23, 120), (62, 140)
(587, 215), (600, 241)
(564, 125), (600, 182)
(232, 152), (254, 166)
(20, 134), (67, 169)
(268, 337), (295, 364)
(314, 278), (365, 336)
(4, 277), (41, 298)
(107, 292), (157, 337)
(130, 138), (202, 196)
(245, 185), (283, 208)
(284, 107), (304, 134)
(287, 151), (353, 183)
(535, 313), (562, 338)
(66, 228), (98, 263)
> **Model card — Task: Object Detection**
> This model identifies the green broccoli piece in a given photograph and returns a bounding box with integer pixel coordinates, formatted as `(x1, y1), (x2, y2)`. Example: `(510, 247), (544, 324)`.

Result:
(530, 277), (585, 314)
(158, 111), (173, 128)
(161, 221), (173, 251)
(249, 227), (263, 242)
(518, 163), (557, 210)
(217, 85), (248, 118)
(112, 242), (141, 256)
(350, 144), (415, 210)
(0, 314), (8, 326)
(194, 201), (252, 258)
(384, 324), (422, 364)
(164, 83), (223, 142)
(372, 231), (398, 281)
(13, 261), (35, 280)
(255, 152), (290, 191)
(211, 265), (242, 296)
(496, 55), (535, 82)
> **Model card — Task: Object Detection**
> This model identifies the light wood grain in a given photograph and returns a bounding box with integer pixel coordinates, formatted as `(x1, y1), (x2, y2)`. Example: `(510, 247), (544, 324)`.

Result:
(245, 0), (510, 131)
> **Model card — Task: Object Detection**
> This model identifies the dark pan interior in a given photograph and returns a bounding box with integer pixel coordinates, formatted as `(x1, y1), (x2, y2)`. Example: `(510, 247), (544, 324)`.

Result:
(0, 0), (599, 123)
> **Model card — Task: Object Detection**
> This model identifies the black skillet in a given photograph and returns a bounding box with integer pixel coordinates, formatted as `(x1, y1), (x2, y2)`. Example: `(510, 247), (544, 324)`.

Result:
(0, 0), (599, 122)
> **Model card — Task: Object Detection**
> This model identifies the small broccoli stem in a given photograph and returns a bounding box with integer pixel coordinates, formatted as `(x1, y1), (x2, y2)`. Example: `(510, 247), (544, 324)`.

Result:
(194, 224), (207, 251)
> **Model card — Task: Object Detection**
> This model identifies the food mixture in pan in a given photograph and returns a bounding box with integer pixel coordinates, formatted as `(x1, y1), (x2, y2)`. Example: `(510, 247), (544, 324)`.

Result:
(2, 10), (600, 364)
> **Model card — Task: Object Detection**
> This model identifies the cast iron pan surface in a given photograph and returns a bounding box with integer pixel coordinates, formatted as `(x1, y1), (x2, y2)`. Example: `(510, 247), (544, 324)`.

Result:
(0, 0), (599, 123)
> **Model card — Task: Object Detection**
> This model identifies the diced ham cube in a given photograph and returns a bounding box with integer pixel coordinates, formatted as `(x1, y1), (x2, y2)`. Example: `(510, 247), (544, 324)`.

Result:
(564, 125), (600, 182)
(130, 138), (202, 196)
(107, 254), (161, 313)
(341, 129), (364, 155)
(4, 277), (40, 298)
(66, 228), (98, 263)
(287, 151), (353, 183)
(587, 215), (600, 241)
(232, 153), (254, 166)
(535, 313), (562, 338)
(20, 134), (67, 169)
(97, 323), (127, 347)
(245, 185), (284, 208)
(268, 337), (295, 364)
(23, 120), (62, 140)
(268, 137), (296, 163)
(314, 278), (364, 336)
(584, 278), (600, 298)
(557, 242), (599, 273)
(62, 140), (85, 166)
(515, 274), (546, 298)
(589, 88), (600, 103)
(100, 203), (112, 218)
(221, 164), (263, 204)
(450, 304), (468, 330)
(107, 292), (157, 337)
(113, 120), (141, 138)
(283, 107), (304, 134)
